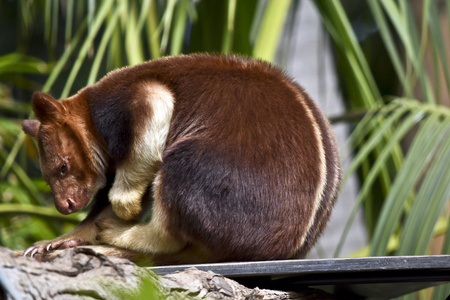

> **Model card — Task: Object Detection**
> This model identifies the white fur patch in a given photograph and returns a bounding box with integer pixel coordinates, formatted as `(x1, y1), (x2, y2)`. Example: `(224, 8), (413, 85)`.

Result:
(109, 82), (174, 220)
(286, 82), (328, 252)
(89, 142), (108, 193)
(102, 172), (186, 253)
(141, 83), (175, 162)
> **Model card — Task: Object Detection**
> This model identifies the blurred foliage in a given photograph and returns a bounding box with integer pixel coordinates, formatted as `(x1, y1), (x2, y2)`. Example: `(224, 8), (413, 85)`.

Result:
(0, 1), (449, 298)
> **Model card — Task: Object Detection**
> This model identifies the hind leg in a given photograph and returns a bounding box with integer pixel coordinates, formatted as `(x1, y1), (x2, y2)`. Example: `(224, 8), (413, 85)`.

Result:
(97, 175), (186, 255)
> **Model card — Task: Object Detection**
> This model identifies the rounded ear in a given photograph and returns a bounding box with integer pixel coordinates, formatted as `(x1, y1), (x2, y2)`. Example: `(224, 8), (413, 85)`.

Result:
(22, 120), (41, 137)
(32, 92), (65, 123)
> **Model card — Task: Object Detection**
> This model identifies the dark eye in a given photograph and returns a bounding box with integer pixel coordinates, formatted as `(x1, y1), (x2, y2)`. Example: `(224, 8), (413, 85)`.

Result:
(61, 163), (67, 174)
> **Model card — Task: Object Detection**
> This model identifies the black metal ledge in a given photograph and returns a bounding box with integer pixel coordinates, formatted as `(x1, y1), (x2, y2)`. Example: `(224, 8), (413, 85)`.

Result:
(149, 255), (450, 299)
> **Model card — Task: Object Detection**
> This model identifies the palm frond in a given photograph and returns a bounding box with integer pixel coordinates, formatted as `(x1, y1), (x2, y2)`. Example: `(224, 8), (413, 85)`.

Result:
(369, 101), (449, 256)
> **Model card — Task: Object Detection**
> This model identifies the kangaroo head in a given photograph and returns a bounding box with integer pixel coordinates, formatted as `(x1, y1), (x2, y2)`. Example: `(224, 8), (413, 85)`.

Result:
(23, 92), (106, 214)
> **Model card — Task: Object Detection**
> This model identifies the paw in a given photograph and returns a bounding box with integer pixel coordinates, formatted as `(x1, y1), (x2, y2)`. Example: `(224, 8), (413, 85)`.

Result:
(112, 200), (142, 221)
(23, 239), (90, 258)
(109, 189), (142, 221)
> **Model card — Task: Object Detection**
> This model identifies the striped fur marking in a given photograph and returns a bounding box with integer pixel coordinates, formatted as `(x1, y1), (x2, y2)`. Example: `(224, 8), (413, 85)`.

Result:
(285, 82), (328, 253)
(108, 82), (174, 220)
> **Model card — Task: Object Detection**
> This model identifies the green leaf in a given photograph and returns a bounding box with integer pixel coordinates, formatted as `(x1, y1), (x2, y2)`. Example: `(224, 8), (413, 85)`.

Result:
(397, 121), (450, 255)
(87, 2), (123, 85)
(0, 203), (82, 223)
(221, 0), (237, 54)
(342, 102), (411, 184)
(42, 19), (88, 93)
(380, 0), (436, 103)
(335, 103), (424, 257)
(0, 134), (25, 179)
(170, 0), (191, 55)
(367, 1), (412, 96)
(160, 0), (177, 55)
(124, 1), (145, 66)
(314, 0), (382, 107)
(64, 0), (74, 45)
(426, 0), (450, 99)
(253, 0), (292, 62)
(60, 0), (115, 98)
(146, 0), (162, 59)
(370, 112), (449, 256)
(0, 53), (48, 75)
(0, 147), (46, 206)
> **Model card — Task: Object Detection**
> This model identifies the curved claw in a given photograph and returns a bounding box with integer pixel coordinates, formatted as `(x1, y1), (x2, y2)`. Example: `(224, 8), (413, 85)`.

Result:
(24, 239), (90, 258)
(30, 247), (39, 258)
(24, 244), (49, 257)
(23, 246), (35, 257)
(46, 241), (63, 251)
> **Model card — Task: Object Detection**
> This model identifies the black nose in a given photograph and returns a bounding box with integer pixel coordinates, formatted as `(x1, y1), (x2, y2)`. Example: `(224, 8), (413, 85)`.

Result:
(67, 198), (75, 213)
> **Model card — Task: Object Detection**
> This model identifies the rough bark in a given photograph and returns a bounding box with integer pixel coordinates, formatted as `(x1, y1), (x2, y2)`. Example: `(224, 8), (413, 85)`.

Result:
(0, 246), (334, 299)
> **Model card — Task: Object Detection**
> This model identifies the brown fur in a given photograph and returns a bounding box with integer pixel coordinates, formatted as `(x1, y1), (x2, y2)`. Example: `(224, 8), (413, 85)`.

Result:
(23, 54), (341, 264)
